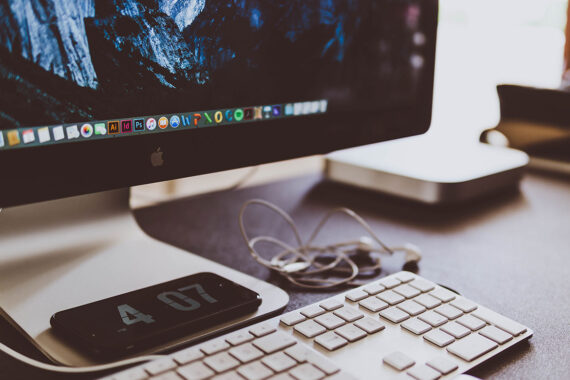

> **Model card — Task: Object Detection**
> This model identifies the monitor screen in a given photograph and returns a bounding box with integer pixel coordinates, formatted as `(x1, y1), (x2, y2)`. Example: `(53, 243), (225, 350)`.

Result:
(0, 0), (437, 207)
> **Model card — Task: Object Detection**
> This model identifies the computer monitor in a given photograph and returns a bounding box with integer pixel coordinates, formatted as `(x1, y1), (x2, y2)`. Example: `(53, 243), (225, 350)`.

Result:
(0, 0), (438, 366)
(0, 0), (437, 208)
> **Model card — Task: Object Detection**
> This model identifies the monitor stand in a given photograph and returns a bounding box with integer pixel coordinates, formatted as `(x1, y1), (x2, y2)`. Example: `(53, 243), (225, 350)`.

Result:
(0, 189), (289, 367)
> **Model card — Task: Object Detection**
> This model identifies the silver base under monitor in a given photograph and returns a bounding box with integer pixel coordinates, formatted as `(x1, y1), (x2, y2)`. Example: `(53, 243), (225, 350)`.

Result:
(0, 189), (289, 367)
(325, 136), (530, 204)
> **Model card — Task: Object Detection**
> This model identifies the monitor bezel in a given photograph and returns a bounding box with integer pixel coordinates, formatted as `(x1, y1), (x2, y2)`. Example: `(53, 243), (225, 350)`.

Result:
(0, 1), (438, 208)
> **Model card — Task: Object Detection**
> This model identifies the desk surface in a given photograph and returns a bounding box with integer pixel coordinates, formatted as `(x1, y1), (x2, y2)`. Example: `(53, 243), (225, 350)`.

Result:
(1, 172), (569, 379)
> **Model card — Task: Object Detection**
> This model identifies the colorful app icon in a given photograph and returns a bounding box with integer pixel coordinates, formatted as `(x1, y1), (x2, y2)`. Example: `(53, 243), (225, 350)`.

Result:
(158, 117), (168, 129)
(244, 108), (254, 120)
(263, 106), (272, 119)
(214, 111), (223, 124)
(0, 132), (4, 148)
(254, 107), (263, 120)
(121, 120), (132, 133)
(38, 127), (51, 143)
(170, 115), (180, 128)
(284, 103), (294, 116)
(293, 102), (303, 116)
(81, 123), (93, 138)
(22, 129), (35, 144)
(234, 109), (244, 121)
(94, 123), (107, 135)
(193, 113), (202, 126)
(134, 119), (145, 132)
(108, 121), (120, 134)
(203, 112), (213, 124)
(52, 126), (65, 141)
(320, 99), (328, 113)
(272, 105), (282, 117)
(7, 130), (20, 146)
(66, 125), (80, 139)
(146, 118), (157, 130)
(302, 101), (312, 115)
(181, 114), (191, 127)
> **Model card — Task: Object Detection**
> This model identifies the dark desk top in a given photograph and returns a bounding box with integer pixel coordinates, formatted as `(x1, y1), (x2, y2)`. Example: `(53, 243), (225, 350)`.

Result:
(1, 172), (569, 379)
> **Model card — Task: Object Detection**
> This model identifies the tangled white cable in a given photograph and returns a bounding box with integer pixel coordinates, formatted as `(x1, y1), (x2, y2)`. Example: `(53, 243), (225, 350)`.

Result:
(239, 199), (422, 289)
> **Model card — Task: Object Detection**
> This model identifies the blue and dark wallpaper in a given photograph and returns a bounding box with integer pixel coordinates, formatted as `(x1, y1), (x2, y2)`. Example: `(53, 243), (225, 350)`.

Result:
(0, 0), (427, 129)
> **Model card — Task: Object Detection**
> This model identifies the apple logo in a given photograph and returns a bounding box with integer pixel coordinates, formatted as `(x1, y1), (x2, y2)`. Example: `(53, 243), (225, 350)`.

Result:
(150, 147), (164, 167)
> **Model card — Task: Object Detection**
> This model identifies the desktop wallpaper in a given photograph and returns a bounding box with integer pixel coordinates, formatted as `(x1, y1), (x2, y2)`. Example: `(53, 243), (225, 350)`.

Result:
(0, 0), (427, 130)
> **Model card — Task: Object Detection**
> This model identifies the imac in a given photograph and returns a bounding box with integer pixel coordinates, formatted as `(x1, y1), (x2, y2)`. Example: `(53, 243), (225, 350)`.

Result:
(0, 0), (437, 367)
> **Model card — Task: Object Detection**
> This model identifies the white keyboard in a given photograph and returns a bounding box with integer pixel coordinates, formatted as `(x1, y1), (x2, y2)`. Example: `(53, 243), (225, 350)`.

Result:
(100, 272), (532, 380)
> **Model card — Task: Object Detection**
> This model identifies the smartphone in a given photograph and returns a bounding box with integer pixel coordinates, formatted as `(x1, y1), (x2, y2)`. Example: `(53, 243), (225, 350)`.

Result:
(50, 272), (261, 358)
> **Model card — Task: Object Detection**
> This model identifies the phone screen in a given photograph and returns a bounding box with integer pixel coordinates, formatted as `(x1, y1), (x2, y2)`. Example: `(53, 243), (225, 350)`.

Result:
(50, 272), (261, 357)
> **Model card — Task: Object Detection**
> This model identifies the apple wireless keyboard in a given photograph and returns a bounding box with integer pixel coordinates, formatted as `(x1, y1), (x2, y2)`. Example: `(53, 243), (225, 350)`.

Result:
(99, 271), (532, 380)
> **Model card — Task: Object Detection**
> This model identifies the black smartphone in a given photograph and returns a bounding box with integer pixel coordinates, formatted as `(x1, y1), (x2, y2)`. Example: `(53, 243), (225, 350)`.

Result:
(50, 272), (261, 358)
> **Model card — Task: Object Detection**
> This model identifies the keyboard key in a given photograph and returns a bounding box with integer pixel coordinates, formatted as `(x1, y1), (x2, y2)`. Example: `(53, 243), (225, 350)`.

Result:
(345, 289), (368, 302)
(314, 313), (345, 330)
(250, 324), (277, 338)
(262, 352), (297, 372)
(447, 334), (498, 362)
(379, 277), (401, 289)
(280, 313), (306, 327)
(172, 347), (204, 365)
(289, 363), (325, 380)
(363, 282), (385, 295)
(211, 371), (244, 380)
(479, 325), (513, 344)
(407, 364), (441, 380)
(423, 330), (454, 347)
(450, 298), (477, 313)
(440, 321), (471, 339)
(200, 339), (230, 355)
(354, 317), (385, 334)
(229, 343), (264, 363)
(414, 294), (442, 309)
(294, 320), (327, 338)
(319, 299), (343, 311)
(377, 290), (405, 305)
(333, 306), (364, 322)
(383, 351), (415, 371)
(314, 331), (348, 351)
(358, 296), (388, 312)
(334, 324), (367, 342)
(268, 374), (295, 380)
(396, 272), (416, 283)
(397, 300), (426, 316)
(471, 308), (527, 336)
(419, 311), (448, 327)
(401, 318), (431, 335)
(253, 332), (297, 354)
(434, 304), (463, 320)
(456, 314), (486, 331)
(301, 305), (326, 319)
(380, 307), (410, 323)
(393, 284), (421, 299)
(429, 288), (456, 303)
(177, 362), (214, 380)
(145, 358), (176, 376)
(306, 354), (340, 375)
(226, 331), (255, 346)
(284, 345), (311, 363)
(426, 356), (458, 375)
(237, 360), (274, 380)
(114, 367), (148, 380)
(203, 352), (240, 373)
(150, 371), (183, 380)
(409, 279), (435, 293)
